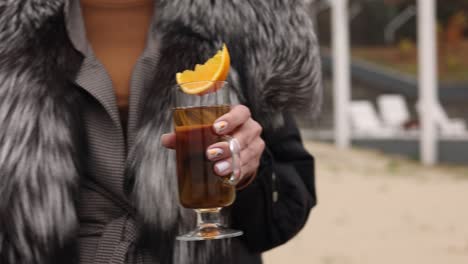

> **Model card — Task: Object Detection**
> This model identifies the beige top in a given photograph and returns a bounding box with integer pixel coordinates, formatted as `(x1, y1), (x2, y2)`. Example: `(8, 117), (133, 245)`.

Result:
(80, 0), (154, 129)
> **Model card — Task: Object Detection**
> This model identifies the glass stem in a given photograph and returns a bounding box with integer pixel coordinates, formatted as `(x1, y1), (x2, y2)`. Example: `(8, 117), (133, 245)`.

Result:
(195, 208), (222, 228)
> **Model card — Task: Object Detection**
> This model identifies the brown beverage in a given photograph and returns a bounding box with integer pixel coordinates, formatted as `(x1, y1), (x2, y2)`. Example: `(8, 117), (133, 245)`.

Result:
(174, 105), (235, 209)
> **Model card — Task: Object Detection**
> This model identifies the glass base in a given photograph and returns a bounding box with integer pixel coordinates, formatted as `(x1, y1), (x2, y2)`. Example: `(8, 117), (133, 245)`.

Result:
(176, 208), (243, 241)
(177, 224), (243, 241)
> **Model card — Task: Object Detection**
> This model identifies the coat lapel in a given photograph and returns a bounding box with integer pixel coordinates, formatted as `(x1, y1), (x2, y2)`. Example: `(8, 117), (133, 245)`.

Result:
(75, 57), (123, 131)
(65, 0), (123, 130)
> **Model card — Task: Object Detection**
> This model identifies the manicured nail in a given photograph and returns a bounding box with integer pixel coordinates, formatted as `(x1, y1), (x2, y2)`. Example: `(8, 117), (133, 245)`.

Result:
(215, 161), (230, 174)
(213, 121), (228, 133)
(207, 148), (223, 159)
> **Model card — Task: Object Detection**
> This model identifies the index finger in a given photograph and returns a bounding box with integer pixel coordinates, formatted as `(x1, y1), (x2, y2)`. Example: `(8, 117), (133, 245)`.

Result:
(161, 133), (176, 149)
(213, 105), (251, 135)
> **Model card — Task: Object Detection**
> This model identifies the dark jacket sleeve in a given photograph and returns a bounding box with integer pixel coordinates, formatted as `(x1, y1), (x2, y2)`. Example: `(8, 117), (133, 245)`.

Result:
(231, 113), (316, 253)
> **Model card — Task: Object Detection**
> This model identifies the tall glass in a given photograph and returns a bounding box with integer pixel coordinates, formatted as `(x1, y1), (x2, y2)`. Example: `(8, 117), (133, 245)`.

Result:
(173, 81), (243, 241)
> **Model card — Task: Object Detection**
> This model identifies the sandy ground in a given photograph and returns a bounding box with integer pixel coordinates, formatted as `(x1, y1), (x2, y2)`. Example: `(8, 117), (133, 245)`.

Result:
(263, 141), (468, 264)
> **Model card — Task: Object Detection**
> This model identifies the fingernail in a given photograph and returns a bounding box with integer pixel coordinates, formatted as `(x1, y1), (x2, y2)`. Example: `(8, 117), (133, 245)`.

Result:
(215, 161), (230, 174)
(207, 148), (223, 159)
(213, 121), (228, 133)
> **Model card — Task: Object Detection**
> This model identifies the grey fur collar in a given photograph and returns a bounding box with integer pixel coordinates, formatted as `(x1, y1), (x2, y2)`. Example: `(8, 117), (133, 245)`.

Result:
(0, 0), (321, 263)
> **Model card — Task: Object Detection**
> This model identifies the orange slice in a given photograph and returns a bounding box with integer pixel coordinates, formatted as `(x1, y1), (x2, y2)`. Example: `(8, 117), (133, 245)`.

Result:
(176, 44), (230, 95)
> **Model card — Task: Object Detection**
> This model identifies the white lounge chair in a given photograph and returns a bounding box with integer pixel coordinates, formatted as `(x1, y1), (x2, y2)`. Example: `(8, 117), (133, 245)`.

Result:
(434, 103), (467, 137)
(350, 100), (394, 138)
(416, 101), (468, 137)
(377, 94), (411, 131)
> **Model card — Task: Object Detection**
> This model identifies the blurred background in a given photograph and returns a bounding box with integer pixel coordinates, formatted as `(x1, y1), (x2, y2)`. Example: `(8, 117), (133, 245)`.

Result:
(264, 0), (468, 263)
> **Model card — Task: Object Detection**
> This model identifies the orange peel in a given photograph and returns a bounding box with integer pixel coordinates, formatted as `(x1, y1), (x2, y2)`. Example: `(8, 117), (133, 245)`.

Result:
(176, 44), (230, 95)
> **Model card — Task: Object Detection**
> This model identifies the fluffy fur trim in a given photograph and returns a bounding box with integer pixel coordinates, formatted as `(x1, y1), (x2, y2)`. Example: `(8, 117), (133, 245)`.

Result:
(0, 1), (83, 263)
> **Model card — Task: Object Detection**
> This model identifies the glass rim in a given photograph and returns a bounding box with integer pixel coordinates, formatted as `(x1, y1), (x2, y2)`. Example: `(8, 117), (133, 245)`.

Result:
(175, 80), (228, 87)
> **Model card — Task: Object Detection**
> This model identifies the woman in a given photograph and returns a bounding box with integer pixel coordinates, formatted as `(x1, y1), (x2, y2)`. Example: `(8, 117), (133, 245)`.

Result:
(0, 0), (321, 263)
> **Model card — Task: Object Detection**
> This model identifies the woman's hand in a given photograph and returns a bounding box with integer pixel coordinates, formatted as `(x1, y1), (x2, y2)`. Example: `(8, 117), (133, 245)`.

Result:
(161, 105), (265, 188)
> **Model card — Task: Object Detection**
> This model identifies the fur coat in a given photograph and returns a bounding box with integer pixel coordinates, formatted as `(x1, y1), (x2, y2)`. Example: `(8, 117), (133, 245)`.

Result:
(0, 0), (321, 263)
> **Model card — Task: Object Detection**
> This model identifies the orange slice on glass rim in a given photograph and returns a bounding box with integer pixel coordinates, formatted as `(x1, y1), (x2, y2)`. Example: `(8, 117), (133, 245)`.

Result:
(176, 44), (230, 95)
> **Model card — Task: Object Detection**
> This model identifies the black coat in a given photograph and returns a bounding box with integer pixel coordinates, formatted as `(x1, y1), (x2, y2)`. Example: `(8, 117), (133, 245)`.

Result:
(0, 0), (321, 263)
(232, 113), (317, 263)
